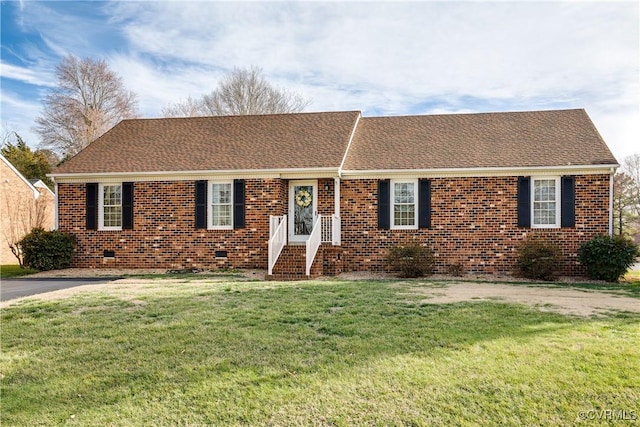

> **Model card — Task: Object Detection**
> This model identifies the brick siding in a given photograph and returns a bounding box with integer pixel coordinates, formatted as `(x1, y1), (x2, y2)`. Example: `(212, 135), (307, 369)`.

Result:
(58, 174), (611, 276)
(340, 175), (610, 276)
(59, 179), (288, 269)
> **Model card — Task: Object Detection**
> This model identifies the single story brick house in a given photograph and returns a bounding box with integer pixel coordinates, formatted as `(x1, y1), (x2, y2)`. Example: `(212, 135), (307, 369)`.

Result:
(50, 109), (617, 278)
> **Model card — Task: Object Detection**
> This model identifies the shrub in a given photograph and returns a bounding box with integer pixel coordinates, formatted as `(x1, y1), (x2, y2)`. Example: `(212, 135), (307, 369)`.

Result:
(387, 243), (434, 278)
(516, 236), (562, 281)
(19, 228), (76, 271)
(578, 235), (638, 282)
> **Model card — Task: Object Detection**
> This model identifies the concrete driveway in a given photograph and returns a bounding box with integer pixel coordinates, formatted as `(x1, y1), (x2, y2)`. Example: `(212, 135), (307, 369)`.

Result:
(1, 277), (120, 301)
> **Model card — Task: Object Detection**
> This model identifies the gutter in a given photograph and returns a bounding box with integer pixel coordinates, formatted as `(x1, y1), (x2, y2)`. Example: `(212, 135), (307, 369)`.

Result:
(340, 164), (620, 179)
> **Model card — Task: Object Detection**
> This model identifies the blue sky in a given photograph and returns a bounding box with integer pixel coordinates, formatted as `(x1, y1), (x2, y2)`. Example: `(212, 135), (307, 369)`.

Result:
(1, 0), (638, 160)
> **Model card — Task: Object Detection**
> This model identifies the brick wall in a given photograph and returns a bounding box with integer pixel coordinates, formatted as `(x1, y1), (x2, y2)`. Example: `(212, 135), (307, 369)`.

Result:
(59, 179), (290, 269)
(58, 174), (611, 276)
(339, 175), (611, 276)
(1, 160), (55, 264)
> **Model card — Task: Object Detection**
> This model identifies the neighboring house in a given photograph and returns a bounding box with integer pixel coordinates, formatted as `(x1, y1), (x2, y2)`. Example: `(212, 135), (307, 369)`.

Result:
(1, 154), (55, 265)
(50, 109), (617, 278)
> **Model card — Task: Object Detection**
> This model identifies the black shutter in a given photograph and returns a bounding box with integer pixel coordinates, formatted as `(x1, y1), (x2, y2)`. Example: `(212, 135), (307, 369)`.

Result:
(122, 182), (134, 230)
(517, 177), (531, 228)
(233, 179), (245, 229)
(195, 180), (207, 229)
(86, 183), (98, 230)
(418, 179), (431, 229)
(561, 176), (575, 228)
(378, 179), (390, 229)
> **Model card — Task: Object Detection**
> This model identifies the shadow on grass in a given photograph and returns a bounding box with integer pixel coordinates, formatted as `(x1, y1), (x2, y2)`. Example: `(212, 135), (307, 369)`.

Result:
(2, 280), (638, 424)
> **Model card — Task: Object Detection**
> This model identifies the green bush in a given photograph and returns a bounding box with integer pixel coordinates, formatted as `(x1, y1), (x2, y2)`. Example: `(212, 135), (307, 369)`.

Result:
(387, 243), (435, 278)
(578, 235), (638, 282)
(19, 228), (76, 271)
(516, 236), (562, 281)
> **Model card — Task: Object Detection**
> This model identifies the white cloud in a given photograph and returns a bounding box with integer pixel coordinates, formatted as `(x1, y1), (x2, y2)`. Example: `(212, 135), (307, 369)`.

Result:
(0, 62), (54, 87)
(0, 91), (43, 145)
(2, 0), (638, 158)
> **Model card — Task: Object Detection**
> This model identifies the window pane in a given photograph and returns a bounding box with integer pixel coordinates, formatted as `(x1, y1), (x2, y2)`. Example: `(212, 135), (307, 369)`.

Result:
(394, 182), (414, 203)
(211, 183), (232, 227)
(212, 183), (231, 203)
(394, 204), (415, 226)
(212, 204), (231, 227)
(102, 185), (122, 228)
(533, 179), (557, 226)
(392, 181), (416, 227)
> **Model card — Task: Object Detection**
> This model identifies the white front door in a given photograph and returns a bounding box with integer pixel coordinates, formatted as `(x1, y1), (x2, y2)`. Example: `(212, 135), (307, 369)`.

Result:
(289, 180), (317, 242)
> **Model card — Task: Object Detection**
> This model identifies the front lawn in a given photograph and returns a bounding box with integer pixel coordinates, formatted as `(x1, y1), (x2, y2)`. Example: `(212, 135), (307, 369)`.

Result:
(0, 264), (38, 279)
(1, 279), (638, 426)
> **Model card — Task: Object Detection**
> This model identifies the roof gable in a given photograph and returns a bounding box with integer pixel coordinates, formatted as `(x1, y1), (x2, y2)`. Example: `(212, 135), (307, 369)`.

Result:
(1, 154), (40, 198)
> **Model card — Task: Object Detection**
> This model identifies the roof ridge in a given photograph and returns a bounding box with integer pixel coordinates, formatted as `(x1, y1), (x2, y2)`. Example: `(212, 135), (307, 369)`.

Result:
(361, 108), (586, 120)
(121, 110), (363, 123)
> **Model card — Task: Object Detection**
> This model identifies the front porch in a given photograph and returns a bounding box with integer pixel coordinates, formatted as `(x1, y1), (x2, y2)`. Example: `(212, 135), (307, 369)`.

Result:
(267, 213), (342, 279)
(266, 177), (342, 279)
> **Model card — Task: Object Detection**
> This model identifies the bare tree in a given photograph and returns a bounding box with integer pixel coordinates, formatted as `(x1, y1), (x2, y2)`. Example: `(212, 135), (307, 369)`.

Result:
(613, 153), (640, 242)
(621, 153), (640, 216)
(162, 66), (310, 117)
(162, 96), (206, 118)
(34, 55), (138, 157)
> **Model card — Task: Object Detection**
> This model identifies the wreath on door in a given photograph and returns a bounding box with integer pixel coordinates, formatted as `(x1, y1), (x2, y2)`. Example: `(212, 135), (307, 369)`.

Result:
(295, 189), (312, 208)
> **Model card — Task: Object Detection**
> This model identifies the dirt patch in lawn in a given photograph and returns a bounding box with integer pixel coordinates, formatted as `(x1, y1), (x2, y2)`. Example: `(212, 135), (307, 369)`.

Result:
(3, 269), (638, 317)
(406, 281), (640, 317)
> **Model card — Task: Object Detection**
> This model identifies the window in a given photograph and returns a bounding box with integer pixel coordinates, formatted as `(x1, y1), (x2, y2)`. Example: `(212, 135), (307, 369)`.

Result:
(209, 182), (233, 229)
(195, 179), (245, 230)
(99, 184), (122, 230)
(391, 180), (418, 229)
(378, 179), (430, 230)
(532, 177), (560, 228)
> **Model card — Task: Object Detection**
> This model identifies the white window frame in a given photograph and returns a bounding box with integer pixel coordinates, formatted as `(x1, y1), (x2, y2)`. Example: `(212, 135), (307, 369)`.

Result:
(391, 179), (419, 230)
(208, 181), (233, 230)
(99, 183), (122, 231)
(531, 177), (561, 229)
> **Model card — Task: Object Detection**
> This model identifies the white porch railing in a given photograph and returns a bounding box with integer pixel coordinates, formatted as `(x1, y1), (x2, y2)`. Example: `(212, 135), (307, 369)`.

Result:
(268, 214), (341, 276)
(268, 215), (287, 275)
(321, 214), (341, 245)
(306, 215), (322, 276)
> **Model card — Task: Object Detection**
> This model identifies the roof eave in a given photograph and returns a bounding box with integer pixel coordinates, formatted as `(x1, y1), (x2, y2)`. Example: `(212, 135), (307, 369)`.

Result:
(49, 167), (341, 183)
(340, 163), (619, 179)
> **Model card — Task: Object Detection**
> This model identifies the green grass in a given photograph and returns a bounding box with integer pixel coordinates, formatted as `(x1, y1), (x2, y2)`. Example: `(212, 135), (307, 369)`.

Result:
(1, 279), (638, 426)
(0, 264), (38, 279)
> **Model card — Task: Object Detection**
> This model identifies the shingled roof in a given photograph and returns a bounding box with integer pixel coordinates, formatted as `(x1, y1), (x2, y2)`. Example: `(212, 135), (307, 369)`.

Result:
(53, 111), (360, 174)
(342, 109), (617, 171)
(52, 108), (616, 176)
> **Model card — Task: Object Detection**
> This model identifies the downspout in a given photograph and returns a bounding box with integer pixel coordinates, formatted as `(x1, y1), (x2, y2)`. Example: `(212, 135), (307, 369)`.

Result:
(609, 168), (614, 236)
(54, 182), (59, 230)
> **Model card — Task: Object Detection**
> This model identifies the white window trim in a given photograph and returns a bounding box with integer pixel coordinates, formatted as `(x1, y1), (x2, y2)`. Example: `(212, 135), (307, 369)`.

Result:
(531, 176), (561, 229)
(98, 183), (122, 231)
(208, 180), (233, 230)
(391, 179), (419, 230)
